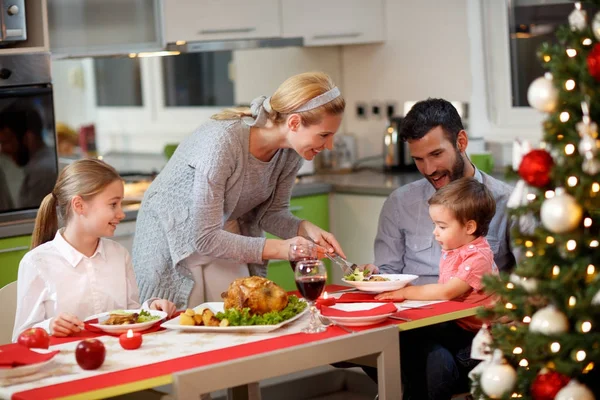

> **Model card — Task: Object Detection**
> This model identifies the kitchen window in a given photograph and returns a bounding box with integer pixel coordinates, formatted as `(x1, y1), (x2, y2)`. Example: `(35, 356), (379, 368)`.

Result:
(481, 0), (598, 131)
(508, 0), (599, 107)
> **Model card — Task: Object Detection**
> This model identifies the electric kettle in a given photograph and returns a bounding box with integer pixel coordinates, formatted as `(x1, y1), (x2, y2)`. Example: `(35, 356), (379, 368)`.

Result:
(383, 116), (416, 171)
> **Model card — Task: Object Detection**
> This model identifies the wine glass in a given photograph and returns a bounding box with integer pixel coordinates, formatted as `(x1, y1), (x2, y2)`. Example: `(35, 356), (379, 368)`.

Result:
(294, 259), (327, 334)
(288, 242), (318, 271)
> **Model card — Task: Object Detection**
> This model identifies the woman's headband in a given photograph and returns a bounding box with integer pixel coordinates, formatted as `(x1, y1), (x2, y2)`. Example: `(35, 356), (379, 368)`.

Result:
(292, 87), (341, 112)
(248, 87), (341, 128)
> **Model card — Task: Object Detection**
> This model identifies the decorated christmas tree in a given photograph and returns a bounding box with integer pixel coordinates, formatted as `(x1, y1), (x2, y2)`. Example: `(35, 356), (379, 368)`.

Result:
(470, 1), (600, 399)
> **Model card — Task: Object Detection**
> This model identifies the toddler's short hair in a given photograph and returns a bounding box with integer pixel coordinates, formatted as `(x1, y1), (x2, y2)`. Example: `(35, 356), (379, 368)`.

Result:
(428, 177), (496, 237)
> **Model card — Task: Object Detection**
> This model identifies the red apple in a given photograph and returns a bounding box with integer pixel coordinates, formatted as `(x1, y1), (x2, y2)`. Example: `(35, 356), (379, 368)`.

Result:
(17, 328), (50, 349)
(75, 339), (106, 370)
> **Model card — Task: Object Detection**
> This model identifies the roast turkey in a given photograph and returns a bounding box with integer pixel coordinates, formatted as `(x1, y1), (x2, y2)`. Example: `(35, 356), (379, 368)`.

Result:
(221, 276), (288, 315)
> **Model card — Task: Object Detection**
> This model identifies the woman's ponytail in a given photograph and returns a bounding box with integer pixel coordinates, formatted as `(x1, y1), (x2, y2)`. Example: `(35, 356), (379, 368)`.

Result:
(31, 193), (58, 249)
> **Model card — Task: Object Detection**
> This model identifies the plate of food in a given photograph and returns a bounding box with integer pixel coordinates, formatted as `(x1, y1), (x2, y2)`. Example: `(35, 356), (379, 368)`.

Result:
(342, 269), (418, 293)
(84, 309), (167, 334)
(162, 276), (308, 333)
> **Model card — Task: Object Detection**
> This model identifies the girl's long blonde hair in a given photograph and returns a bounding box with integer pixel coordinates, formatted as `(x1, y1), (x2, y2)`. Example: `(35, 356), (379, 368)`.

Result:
(31, 158), (122, 249)
(211, 71), (345, 126)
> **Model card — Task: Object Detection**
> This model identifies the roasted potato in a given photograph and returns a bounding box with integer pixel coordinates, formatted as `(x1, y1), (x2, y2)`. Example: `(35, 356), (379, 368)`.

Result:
(201, 309), (220, 327)
(184, 308), (195, 317)
(180, 313), (195, 326)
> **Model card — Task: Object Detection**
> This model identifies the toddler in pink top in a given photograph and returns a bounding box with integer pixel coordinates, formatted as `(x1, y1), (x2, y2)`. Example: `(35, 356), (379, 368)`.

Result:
(376, 177), (498, 331)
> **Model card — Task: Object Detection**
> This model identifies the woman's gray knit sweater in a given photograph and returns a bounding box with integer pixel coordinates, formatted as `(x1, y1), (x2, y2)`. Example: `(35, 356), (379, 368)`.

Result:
(132, 118), (303, 308)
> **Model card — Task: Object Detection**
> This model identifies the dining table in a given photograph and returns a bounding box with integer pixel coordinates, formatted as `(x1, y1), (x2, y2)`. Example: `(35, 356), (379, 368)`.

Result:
(0, 285), (479, 400)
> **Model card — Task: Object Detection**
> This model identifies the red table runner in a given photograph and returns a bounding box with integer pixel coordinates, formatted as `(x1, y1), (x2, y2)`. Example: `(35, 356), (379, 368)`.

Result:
(13, 327), (348, 400)
(8, 286), (478, 400)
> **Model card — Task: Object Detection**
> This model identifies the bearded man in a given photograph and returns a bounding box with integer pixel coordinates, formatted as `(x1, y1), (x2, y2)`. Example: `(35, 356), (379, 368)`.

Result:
(369, 98), (517, 400)
(375, 98), (515, 284)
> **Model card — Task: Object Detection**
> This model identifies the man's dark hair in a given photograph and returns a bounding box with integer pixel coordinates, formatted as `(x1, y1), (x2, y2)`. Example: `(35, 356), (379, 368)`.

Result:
(399, 98), (464, 143)
(0, 102), (43, 140)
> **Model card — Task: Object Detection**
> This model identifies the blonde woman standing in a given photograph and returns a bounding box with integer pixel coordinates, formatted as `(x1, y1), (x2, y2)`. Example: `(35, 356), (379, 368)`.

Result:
(13, 159), (176, 341)
(133, 72), (346, 308)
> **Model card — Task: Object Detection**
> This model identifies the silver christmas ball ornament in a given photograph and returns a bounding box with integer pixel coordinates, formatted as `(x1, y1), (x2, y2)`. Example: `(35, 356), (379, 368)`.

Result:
(555, 380), (595, 400)
(480, 350), (517, 398)
(529, 305), (569, 335)
(527, 74), (558, 113)
(540, 189), (583, 233)
(593, 11), (600, 41)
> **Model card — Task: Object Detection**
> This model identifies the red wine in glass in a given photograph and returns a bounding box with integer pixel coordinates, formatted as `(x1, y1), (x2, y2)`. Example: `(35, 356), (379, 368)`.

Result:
(295, 276), (327, 301)
(294, 259), (327, 334)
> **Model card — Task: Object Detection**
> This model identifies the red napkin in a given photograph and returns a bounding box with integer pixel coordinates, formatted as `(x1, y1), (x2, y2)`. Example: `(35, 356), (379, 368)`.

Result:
(0, 344), (59, 368)
(336, 293), (395, 303)
(320, 303), (397, 318)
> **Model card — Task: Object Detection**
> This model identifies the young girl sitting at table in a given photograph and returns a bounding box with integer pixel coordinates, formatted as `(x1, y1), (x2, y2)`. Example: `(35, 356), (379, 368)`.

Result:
(375, 177), (498, 399)
(12, 159), (176, 341)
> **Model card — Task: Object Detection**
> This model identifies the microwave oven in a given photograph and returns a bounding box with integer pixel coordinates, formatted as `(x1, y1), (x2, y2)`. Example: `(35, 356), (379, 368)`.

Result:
(0, 0), (26, 44)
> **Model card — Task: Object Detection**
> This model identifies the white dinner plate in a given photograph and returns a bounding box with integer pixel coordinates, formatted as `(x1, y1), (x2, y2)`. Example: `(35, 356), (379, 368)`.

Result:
(341, 274), (418, 293)
(321, 302), (397, 327)
(161, 302), (309, 333)
(85, 309), (167, 334)
(0, 349), (55, 379)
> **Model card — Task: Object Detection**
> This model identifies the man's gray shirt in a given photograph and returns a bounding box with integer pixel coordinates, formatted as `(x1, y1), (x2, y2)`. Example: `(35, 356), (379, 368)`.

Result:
(375, 168), (515, 285)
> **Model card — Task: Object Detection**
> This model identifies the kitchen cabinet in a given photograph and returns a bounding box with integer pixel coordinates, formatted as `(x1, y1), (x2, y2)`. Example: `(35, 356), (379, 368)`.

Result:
(266, 194), (331, 292)
(329, 193), (386, 284)
(163, 0), (281, 44)
(0, 236), (30, 289)
(47, 0), (163, 57)
(0, 0), (49, 55)
(281, 0), (385, 46)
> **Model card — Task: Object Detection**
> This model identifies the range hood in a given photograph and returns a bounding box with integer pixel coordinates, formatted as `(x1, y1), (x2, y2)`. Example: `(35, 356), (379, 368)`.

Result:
(165, 37), (304, 53)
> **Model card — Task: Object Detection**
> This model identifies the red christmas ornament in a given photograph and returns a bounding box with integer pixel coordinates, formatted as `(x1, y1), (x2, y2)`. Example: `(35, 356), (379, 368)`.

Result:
(588, 43), (600, 81)
(530, 370), (570, 400)
(518, 149), (554, 187)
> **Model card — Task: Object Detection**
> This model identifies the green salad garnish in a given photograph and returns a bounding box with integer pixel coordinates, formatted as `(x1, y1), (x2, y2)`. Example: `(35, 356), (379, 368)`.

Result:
(343, 267), (372, 281)
(137, 309), (160, 323)
(110, 309), (160, 323)
(215, 295), (307, 326)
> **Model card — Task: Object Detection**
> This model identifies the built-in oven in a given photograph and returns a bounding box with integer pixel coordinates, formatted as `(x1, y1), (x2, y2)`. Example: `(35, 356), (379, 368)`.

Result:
(0, 0), (26, 44)
(0, 52), (58, 225)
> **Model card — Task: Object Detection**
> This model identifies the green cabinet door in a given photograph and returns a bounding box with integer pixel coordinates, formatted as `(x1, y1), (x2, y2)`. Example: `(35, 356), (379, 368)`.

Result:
(0, 236), (30, 289)
(266, 194), (332, 291)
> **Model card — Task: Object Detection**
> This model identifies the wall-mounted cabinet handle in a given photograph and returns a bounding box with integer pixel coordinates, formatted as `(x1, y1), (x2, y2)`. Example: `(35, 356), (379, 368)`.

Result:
(312, 32), (362, 40)
(289, 206), (304, 213)
(199, 27), (256, 35)
(0, 245), (29, 254)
